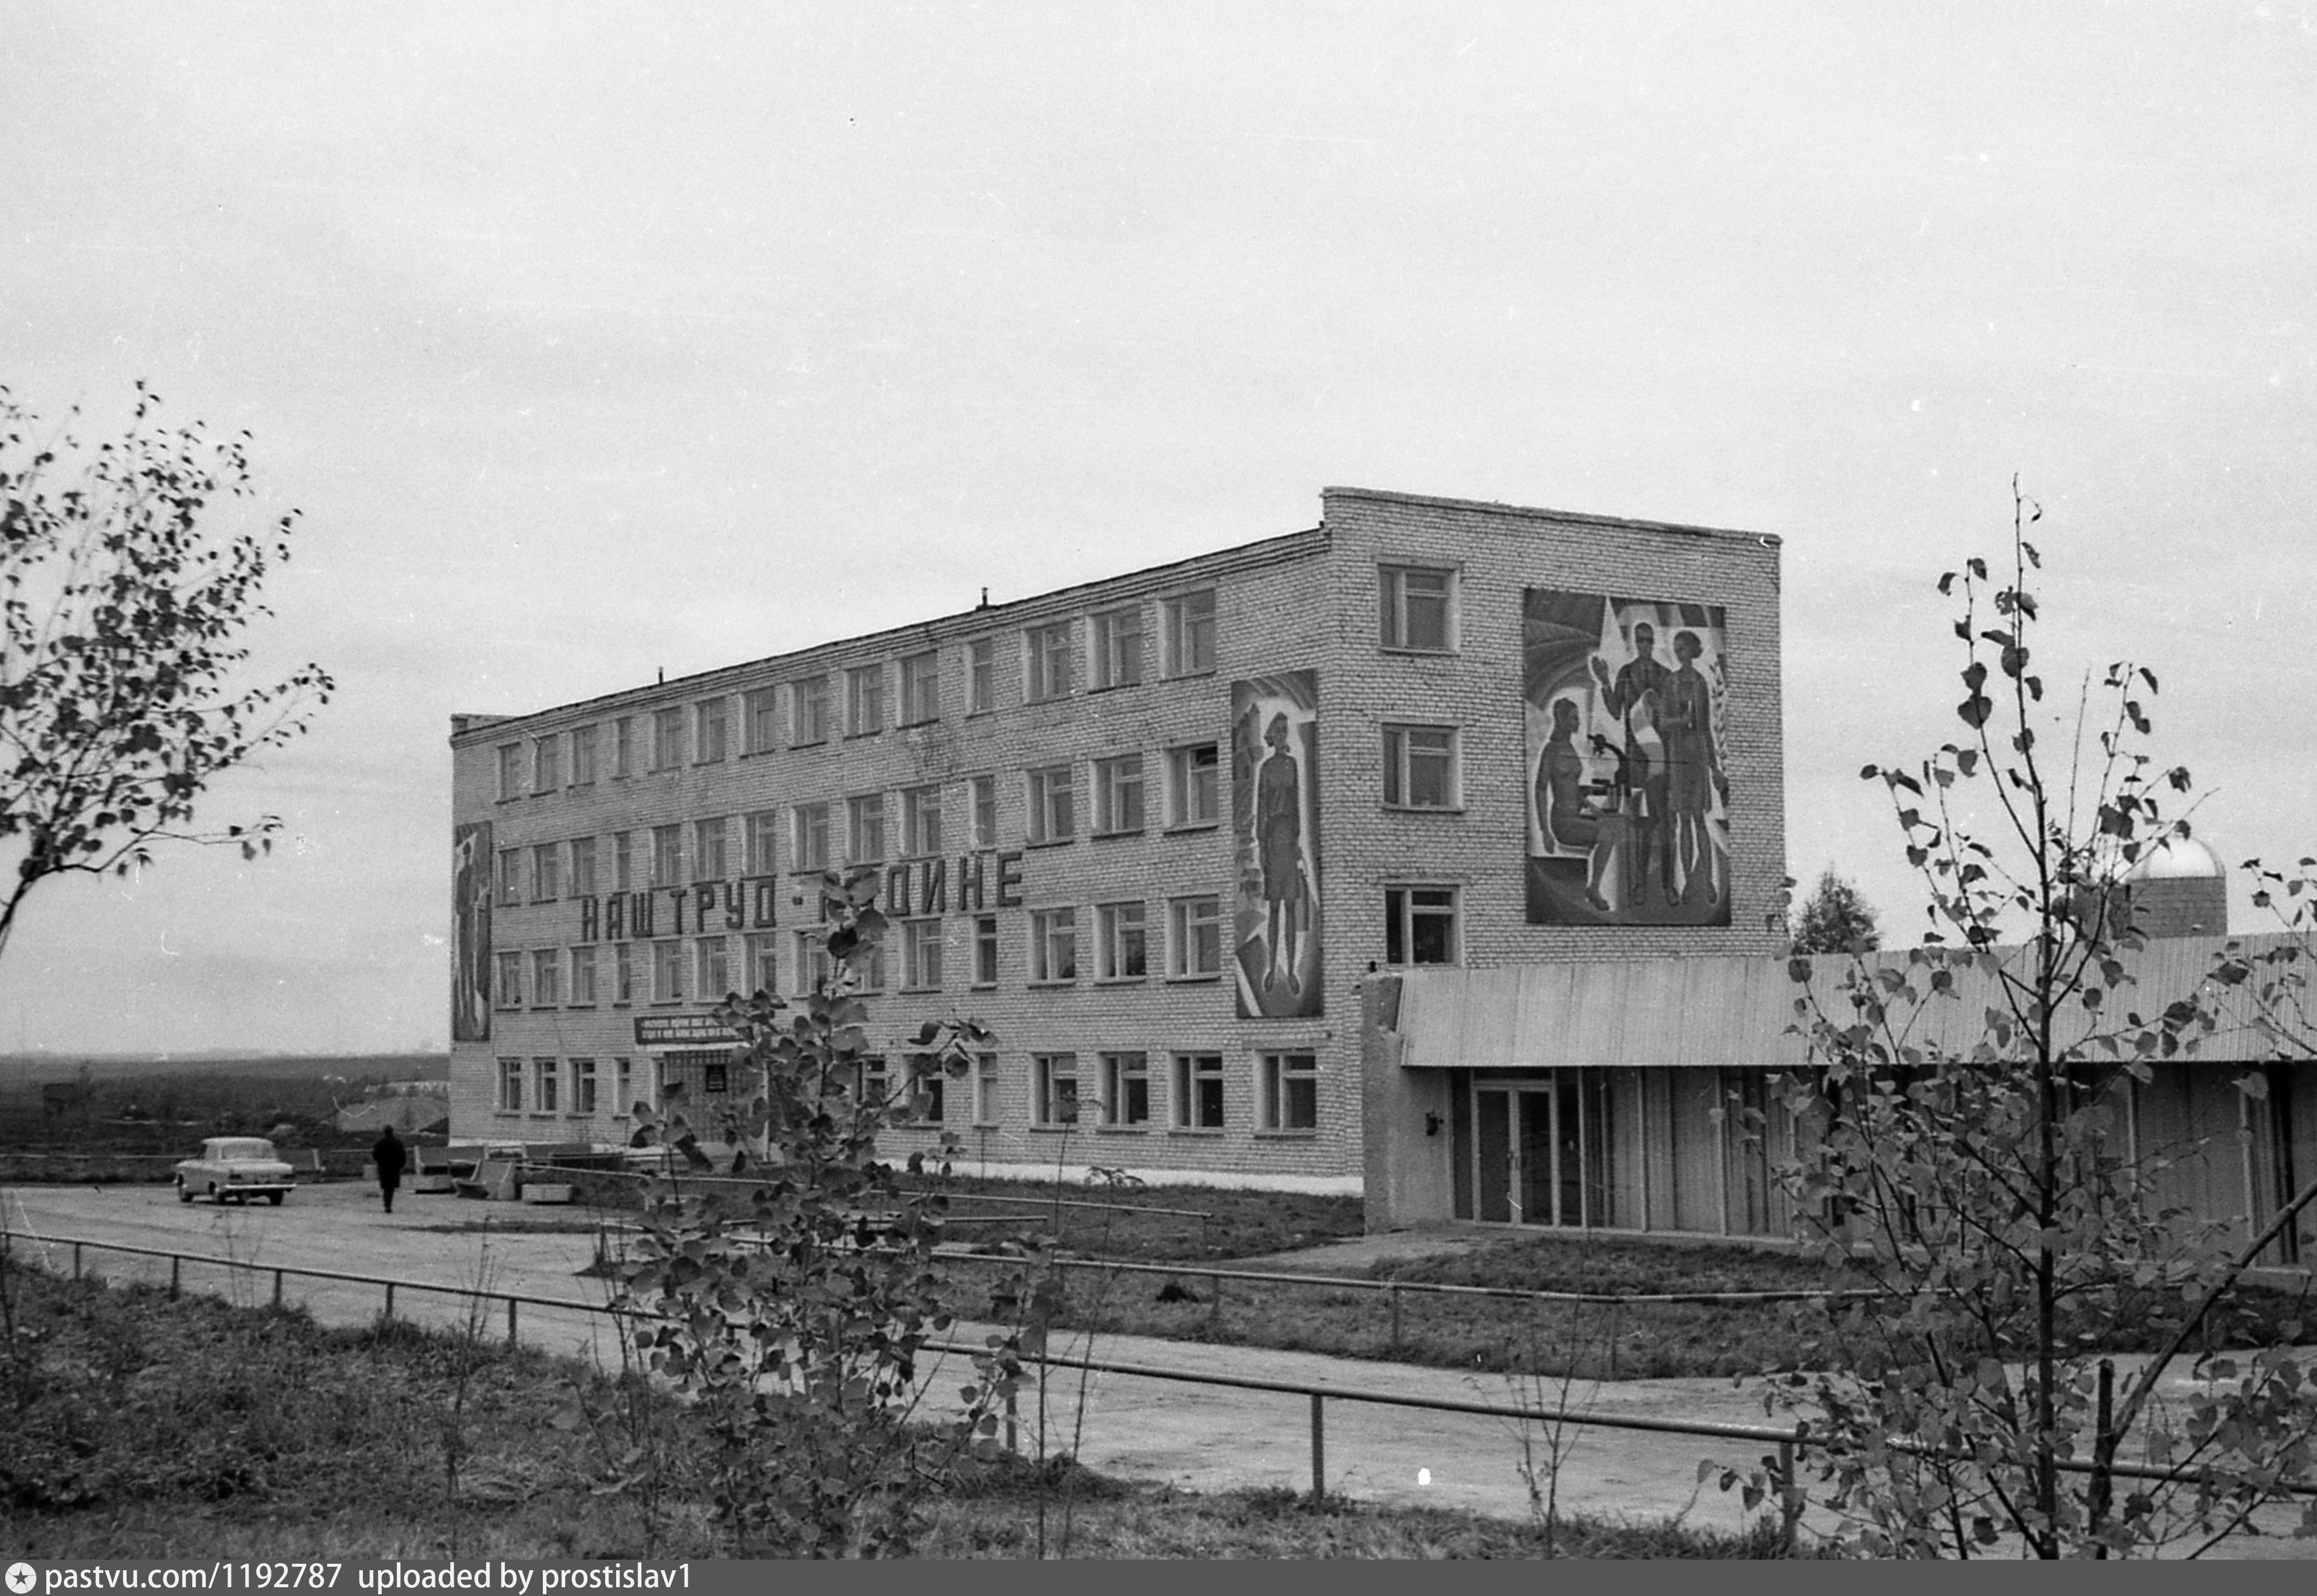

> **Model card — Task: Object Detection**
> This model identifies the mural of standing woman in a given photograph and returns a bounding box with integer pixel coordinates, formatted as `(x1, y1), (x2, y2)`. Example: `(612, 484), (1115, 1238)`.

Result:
(1257, 712), (1306, 994)
(1231, 669), (1323, 1018)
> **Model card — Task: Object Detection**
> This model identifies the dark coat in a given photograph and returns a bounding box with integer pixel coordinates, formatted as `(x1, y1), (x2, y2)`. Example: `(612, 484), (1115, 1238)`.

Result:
(372, 1130), (409, 1186)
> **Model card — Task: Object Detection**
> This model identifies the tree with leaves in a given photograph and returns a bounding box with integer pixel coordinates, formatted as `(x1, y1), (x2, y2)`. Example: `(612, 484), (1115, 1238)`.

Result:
(0, 383), (332, 962)
(1789, 868), (1883, 955)
(1733, 486), (2317, 1557)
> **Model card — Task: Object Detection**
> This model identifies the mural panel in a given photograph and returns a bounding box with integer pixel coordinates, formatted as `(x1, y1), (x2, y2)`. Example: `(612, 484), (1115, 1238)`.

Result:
(1232, 670), (1323, 1017)
(1524, 591), (1730, 926)
(450, 820), (492, 1041)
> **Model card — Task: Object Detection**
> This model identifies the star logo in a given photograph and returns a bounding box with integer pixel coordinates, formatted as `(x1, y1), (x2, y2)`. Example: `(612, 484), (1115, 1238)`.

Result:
(6, 1562), (37, 1595)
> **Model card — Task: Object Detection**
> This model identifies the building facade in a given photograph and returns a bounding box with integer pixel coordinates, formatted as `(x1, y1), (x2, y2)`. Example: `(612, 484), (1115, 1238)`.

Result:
(447, 487), (1787, 1185)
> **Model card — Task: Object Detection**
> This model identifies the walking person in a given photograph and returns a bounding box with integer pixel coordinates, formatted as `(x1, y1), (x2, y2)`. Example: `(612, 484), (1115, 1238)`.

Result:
(372, 1123), (407, 1214)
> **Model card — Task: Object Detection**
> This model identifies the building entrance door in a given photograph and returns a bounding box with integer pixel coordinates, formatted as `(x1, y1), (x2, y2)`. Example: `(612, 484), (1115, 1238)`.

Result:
(1473, 1075), (1613, 1228)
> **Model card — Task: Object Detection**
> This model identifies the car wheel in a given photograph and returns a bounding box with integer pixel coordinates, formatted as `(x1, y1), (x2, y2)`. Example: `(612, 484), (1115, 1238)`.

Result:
(176, 1181), (193, 1204)
(267, 1192), (284, 1206)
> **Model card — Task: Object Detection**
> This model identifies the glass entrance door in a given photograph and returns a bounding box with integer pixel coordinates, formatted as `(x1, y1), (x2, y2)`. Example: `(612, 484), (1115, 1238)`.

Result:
(1473, 1074), (1615, 1228)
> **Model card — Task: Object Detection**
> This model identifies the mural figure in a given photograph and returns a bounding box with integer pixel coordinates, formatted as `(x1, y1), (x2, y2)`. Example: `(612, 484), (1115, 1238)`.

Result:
(1232, 670), (1322, 1017)
(450, 820), (493, 1040)
(1524, 591), (1729, 926)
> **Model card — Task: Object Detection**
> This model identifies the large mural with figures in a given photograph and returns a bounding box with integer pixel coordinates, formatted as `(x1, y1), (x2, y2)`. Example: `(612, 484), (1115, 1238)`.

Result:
(450, 820), (492, 1041)
(1524, 591), (1730, 926)
(1232, 670), (1323, 1017)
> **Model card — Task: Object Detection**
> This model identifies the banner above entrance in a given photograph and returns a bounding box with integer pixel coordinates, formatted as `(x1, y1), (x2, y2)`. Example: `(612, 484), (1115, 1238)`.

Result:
(634, 1014), (742, 1048)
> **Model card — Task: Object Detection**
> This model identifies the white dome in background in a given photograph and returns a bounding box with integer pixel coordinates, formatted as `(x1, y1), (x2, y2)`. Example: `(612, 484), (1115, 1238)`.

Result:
(2124, 835), (2224, 882)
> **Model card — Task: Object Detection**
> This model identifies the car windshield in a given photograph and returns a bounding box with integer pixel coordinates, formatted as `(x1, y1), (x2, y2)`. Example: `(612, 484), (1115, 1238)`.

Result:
(209, 1139), (278, 1162)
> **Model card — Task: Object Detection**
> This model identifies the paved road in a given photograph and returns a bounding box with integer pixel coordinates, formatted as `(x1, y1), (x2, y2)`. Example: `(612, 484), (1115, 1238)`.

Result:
(5, 1180), (2311, 1556)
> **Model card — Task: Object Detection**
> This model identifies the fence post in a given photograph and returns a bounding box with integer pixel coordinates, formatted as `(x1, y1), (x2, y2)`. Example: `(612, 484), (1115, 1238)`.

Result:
(73, 1242), (82, 1282)
(1004, 1386), (1020, 1456)
(384, 1282), (395, 1319)
(1779, 1427), (1805, 1556)
(1208, 1272), (1222, 1333)
(169, 1255), (179, 1302)
(1309, 1393), (1326, 1504)
(1608, 1298), (1622, 1380)
(1389, 1283), (1402, 1354)
(508, 1297), (519, 1346)
(272, 1269), (283, 1312)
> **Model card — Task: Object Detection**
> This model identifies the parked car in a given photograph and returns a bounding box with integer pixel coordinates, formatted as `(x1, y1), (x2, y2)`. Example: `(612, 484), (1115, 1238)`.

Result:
(174, 1136), (295, 1206)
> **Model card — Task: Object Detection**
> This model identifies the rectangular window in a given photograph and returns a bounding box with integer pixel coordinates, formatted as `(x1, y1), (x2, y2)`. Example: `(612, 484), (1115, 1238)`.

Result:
(1092, 605), (1144, 689)
(695, 698), (729, 764)
(570, 724), (597, 786)
(908, 1053), (945, 1124)
(973, 915), (999, 986)
(854, 939), (888, 993)
(1100, 1052), (1150, 1128)
(651, 706), (685, 770)
(903, 917), (943, 990)
(696, 935), (730, 1000)
(1166, 743), (1221, 828)
(967, 638), (996, 714)
(1027, 764), (1075, 844)
(973, 1052), (1001, 1125)
(569, 837), (597, 899)
(1093, 754), (1144, 836)
(652, 939), (685, 1002)
(533, 734), (561, 793)
(497, 744), (523, 801)
(901, 785), (943, 857)
(745, 687), (781, 753)
(1259, 1052), (1319, 1132)
(1380, 565), (1457, 652)
(569, 946), (597, 1005)
(794, 803), (830, 871)
(495, 849), (521, 907)
(794, 931), (833, 996)
(1173, 1054), (1224, 1129)
(534, 1058), (559, 1115)
(613, 717), (636, 779)
(745, 811), (779, 875)
(1030, 907), (1077, 983)
(746, 933), (779, 996)
(1167, 895), (1222, 977)
(498, 1057), (522, 1112)
(845, 664), (885, 736)
(613, 831), (634, 893)
(694, 816), (729, 881)
(1164, 589), (1217, 676)
(899, 651), (940, 725)
(614, 943), (637, 1004)
(532, 843), (561, 902)
(651, 824), (682, 888)
(1385, 885), (1461, 966)
(1025, 621), (1073, 702)
(495, 950), (522, 1008)
(1382, 725), (1460, 809)
(1035, 1052), (1079, 1126)
(792, 675), (831, 745)
(1096, 901), (1147, 980)
(614, 1057), (634, 1117)
(848, 793), (887, 864)
(970, 774), (997, 848)
(573, 1057), (598, 1116)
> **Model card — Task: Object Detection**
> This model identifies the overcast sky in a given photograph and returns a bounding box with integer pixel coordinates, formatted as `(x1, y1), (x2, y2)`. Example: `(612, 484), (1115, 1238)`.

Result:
(5, 3), (2315, 1055)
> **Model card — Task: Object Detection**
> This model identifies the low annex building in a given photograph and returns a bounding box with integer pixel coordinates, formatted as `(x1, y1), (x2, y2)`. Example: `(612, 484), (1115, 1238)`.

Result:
(447, 487), (1788, 1186)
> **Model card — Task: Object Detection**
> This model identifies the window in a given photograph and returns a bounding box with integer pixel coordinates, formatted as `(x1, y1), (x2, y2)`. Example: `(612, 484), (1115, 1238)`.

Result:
(794, 931), (833, 996)
(573, 1057), (598, 1116)
(652, 939), (685, 1002)
(745, 687), (781, 753)
(696, 936), (730, 1000)
(498, 1057), (522, 1112)
(973, 1053), (1001, 1125)
(792, 675), (831, 745)
(967, 638), (996, 714)
(1173, 1054), (1224, 1129)
(613, 717), (636, 779)
(1382, 725), (1460, 809)
(1027, 764), (1075, 844)
(1385, 885), (1461, 965)
(495, 849), (521, 907)
(614, 943), (637, 1004)
(651, 706), (685, 770)
(1380, 565), (1457, 652)
(532, 843), (560, 902)
(973, 915), (999, 986)
(534, 1058), (559, 1115)
(1164, 589), (1217, 676)
(1092, 605), (1144, 689)
(1100, 1052), (1150, 1128)
(855, 940), (888, 992)
(1166, 743), (1220, 828)
(1034, 1053), (1079, 1126)
(1259, 1052), (1319, 1132)
(694, 817), (729, 881)
(901, 785), (943, 857)
(746, 933), (779, 996)
(695, 698), (729, 764)
(903, 918), (943, 990)
(569, 837), (596, 898)
(970, 775), (997, 848)
(651, 824), (682, 888)
(908, 1054), (945, 1123)
(569, 946), (597, 1005)
(569, 724), (597, 786)
(793, 803), (830, 871)
(1026, 621), (1073, 702)
(1030, 907), (1077, 983)
(495, 951), (522, 1008)
(744, 811), (779, 875)
(534, 734), (561, 793)
(845, 664), (885, 736)
(613, 831), (634, 893)
(1167, 895), (1222, 977)
(495, 744), (524, 802)
(857, 1055), (891, 1111)
(1096, 901), (1147, 980)
(1093, 755), (1144, 836)
(848, 793), (887, 864)
(614, 1058), (634, 1118)
(899, 651), (939, 725)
